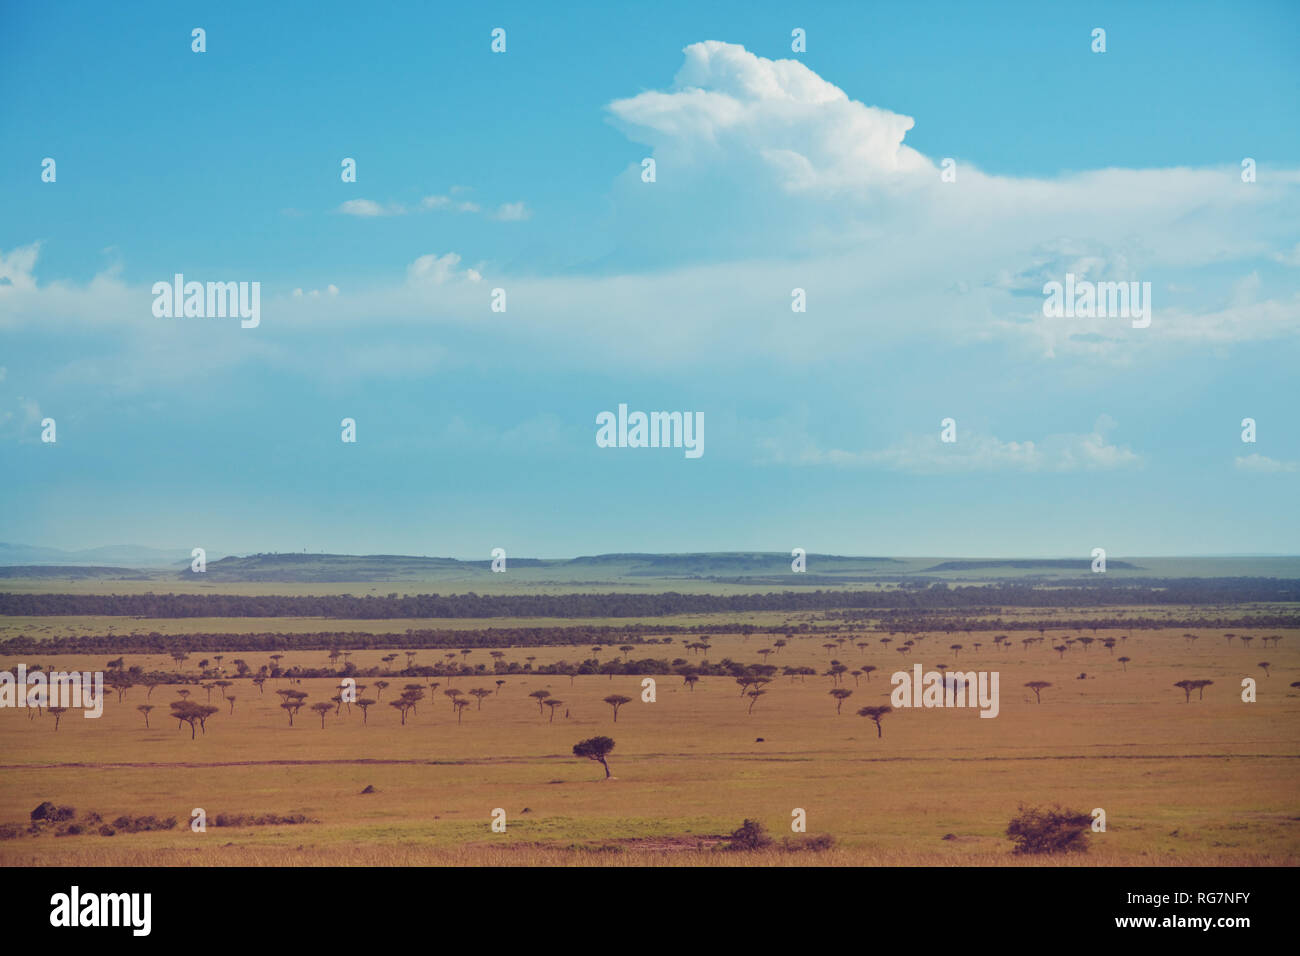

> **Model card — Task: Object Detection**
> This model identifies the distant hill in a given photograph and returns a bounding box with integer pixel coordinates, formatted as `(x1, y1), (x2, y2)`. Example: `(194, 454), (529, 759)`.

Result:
(0, 542), (215, 568)
(186, 551), (900, 582)
(0, 565), (152, 579)
(921, 559), (1141, 573)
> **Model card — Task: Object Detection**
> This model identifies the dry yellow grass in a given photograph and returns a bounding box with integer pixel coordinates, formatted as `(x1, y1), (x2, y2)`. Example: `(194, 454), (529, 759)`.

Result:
(2, 626), (1297, 866)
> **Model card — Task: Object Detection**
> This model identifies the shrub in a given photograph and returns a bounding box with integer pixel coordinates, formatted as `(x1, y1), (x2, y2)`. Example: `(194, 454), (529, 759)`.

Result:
(1006, 804), (1092, 855)
(722, 819), (773, 851)
(781, 833), (836, 852)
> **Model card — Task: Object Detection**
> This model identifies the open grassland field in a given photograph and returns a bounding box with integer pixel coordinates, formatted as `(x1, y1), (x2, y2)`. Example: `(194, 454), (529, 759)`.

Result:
(2, 624), (1297, 866)
(3, 605), (1297, 643)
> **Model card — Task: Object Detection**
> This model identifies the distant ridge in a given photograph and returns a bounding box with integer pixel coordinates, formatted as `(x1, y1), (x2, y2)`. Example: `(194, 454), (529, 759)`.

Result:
(921, 559), (1142, 572)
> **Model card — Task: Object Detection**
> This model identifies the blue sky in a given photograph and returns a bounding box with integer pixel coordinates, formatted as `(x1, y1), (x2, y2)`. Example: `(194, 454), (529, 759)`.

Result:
(2, 0), (1298, 558)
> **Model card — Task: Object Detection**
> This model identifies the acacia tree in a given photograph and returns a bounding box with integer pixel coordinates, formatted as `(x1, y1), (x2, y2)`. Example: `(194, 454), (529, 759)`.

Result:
(495, 680), (507, 695)
(1174, 680), (1196, 703)
(171, 700), (212, 738)
(281, 700), (303, 725)
(830, 688), (854, 714)
(857, 705), (891, 738)
(1025, 681), (1051, 704)
(1258, 662), (1271, 678)
(390, 699), (413, 725)
(453, 698), (470, 724)
(573, 736), (615, 779)
(861, 665), (877, 683)
(746, 689), (765, 714)
(529, 689), (552, 715)
(137, 704), (154, 728)
(1117, 656), (1131, 672)
(374, 680), (390, 700)
(356, 698), (376, 724)
(469, 688), (492, 710)
(48, 706), (68, 730)
(544, 699), (563, 722)
(312, 702), (333, 728)
(1194, 679), (1214, 700)
(225, 694), (236, 715)
(604, 694), (632, 722)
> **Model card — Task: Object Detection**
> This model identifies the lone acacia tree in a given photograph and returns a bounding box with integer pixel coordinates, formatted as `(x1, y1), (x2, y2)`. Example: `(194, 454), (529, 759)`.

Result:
(604, 694), (632, 722)
(857, 705), (891, 738)
(281, 699), (304, 725)
(830, 688), (853, 714)
(311, 702), (334, 728)
(1117, 656), (1131, 672)
(48, 706), (68, 730)
(1258, 662), (1271, 678)
(1025, 680), (1051, 704)
(137, 704), (154, 728)
(573, 736), (615, 779)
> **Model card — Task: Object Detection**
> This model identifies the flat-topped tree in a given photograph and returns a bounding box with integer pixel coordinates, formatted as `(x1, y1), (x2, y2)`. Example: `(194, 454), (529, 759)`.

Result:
(573, 736), (615, 779)
(469, 688), (492, 709)
(1258, 662), (1271, 678)
(281, 700), (303, 725)
(830, 688), (853, 714)
(544, 699), (563, 722)
(857, 705), (891, 738)
(48, 706), (68, 730)
(604, 694), (632, 722)
(529, 689), (551, 715)
(1117, 656), (1131, 672)
(1174, 680), (1196, 703)
(312, 702), (334, 728)
(356, 698), (376, 724)
(389, 699), (413, 725)
(453, 698), (470, 724)
(1193, 679), (1214, 700)
(1025, 681), (1051, 704)
(137, 704), (154, 728)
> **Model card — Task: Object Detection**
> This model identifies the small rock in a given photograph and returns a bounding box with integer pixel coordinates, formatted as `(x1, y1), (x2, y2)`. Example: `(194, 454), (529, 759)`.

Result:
(360, 785), (376, 794)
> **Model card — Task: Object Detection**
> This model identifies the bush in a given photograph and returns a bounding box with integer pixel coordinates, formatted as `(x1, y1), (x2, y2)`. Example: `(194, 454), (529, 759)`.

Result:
(722, 819), (772, 851)
(781, 833), (836, 852)
(1006, 804), (1093, 855)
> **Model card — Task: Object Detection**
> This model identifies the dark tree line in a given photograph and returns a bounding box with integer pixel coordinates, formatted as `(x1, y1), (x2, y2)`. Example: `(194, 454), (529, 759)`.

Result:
(4, 577), (1297, 620)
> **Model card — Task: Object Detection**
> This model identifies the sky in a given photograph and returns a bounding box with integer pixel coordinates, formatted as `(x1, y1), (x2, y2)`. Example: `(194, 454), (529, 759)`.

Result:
(1, 0), (1298, 559)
